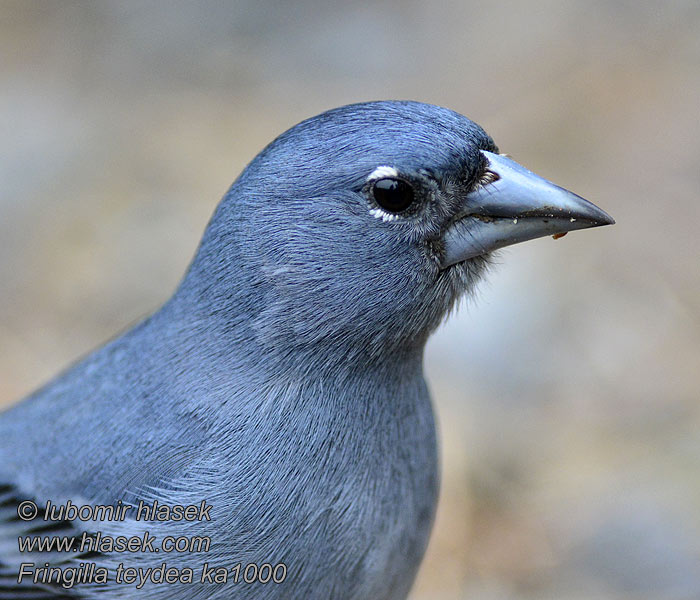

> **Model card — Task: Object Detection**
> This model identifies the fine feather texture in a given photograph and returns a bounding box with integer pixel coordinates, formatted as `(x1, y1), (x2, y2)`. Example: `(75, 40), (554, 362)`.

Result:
(0, 101), (498, 599)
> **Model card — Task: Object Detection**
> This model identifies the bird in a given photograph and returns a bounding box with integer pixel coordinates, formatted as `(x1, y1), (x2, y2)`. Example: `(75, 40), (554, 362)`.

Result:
(0, 100), (613, 599)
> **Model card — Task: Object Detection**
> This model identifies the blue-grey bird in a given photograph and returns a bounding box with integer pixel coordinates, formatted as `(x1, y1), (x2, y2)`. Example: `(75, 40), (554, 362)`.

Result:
(0, 101), (613, 599)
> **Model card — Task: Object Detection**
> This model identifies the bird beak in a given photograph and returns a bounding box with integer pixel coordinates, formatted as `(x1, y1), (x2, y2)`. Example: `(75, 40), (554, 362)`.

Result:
(440, 151), (615, 268)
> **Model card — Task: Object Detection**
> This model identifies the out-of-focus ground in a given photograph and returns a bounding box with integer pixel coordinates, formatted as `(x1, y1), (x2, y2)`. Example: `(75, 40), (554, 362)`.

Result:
(1, 1), (699, 598)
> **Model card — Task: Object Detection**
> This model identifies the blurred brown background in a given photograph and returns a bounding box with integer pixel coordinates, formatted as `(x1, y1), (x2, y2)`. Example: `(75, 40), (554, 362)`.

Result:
(1, 1), (699, 598)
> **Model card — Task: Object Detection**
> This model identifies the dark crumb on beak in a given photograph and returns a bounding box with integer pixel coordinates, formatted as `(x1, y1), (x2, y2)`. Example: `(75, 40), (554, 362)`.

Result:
(552, 232), (568, 240)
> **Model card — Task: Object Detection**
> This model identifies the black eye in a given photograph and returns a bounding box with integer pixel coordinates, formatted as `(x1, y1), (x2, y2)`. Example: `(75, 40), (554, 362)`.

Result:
(372, 178), (415, 213)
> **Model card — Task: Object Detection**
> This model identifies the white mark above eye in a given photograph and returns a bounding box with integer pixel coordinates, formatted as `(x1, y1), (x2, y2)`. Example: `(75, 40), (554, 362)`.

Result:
(367, 165), (399, 181)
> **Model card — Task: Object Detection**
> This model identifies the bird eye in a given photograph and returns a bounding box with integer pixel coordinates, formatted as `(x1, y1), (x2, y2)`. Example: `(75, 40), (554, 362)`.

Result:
(371, 178), (415, 214)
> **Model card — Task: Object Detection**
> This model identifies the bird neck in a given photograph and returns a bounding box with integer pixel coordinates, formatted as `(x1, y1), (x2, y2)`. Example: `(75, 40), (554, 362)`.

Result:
(164, 199), (434, 378)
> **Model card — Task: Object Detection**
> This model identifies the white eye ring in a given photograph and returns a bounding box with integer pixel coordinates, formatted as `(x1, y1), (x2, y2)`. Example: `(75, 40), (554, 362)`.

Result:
(368, 207), (401, 222)
(366, 166), (408, 221)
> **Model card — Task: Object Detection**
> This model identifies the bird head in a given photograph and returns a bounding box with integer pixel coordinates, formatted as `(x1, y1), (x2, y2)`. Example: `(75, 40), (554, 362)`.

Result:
(179, 101), (613, 367)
